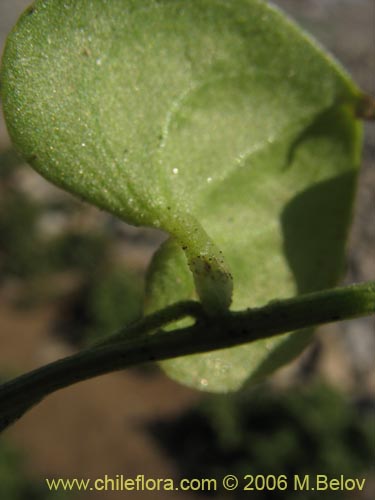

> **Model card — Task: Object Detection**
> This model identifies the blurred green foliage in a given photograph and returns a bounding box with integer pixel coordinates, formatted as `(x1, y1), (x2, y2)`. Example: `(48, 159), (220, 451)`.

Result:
(0, 438), (72, 500)
(84, 267), (143, 340)
(0, 149), (47, 278)
(55, 265), (143, 345)
(0, 190), (44, 277)
(47, 232), (109, 274)
(0, 149), (108, 279)
(0, 148), (143, 344)
(0, 149), (21, 179)
(151, 383), (374, 499)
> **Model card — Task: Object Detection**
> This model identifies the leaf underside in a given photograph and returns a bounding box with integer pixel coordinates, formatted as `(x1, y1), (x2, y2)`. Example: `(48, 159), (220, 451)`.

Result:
(1, 0), (362, 391)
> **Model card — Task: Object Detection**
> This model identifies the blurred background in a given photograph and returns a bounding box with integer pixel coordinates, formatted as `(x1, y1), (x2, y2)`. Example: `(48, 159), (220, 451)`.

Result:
(0, 1), (374, 499)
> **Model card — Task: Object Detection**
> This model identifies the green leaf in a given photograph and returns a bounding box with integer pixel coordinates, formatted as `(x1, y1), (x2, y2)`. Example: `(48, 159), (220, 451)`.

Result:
(0, 0), (236, 313)
(143, 2), (363, 391)
(1, 0), (362, 391)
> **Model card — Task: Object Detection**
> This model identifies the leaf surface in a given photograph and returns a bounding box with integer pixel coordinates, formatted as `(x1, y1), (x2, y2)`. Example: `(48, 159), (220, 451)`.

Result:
(1, 0), (362, 390)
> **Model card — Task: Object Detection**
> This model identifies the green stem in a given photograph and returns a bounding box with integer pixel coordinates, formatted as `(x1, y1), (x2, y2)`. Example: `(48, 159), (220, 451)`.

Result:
(1, 281), (374, 432)
(93, 299), (204, 347)
(167, 212), (233, 314)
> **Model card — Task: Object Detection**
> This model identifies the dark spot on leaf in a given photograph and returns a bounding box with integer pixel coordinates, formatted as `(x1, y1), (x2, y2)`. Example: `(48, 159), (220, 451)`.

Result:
(204, 262), (212, 272)
(26, 7), (35, 16)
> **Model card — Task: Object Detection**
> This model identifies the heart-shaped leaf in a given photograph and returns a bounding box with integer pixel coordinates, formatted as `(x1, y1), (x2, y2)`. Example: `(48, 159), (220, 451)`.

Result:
(1, 0), (240, 313)
(1, 0), (362, 391)
(142, 2), (363, 390)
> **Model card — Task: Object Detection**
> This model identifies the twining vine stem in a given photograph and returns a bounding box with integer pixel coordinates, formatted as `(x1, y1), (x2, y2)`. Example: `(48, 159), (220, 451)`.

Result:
(0, 281), (374, 432)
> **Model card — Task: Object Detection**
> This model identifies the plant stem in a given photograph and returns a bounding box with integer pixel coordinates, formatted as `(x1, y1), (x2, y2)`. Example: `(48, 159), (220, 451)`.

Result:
(167, 212), (233, 314)
(93, 299), (204, 347)
(1, 281), (374, 432)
